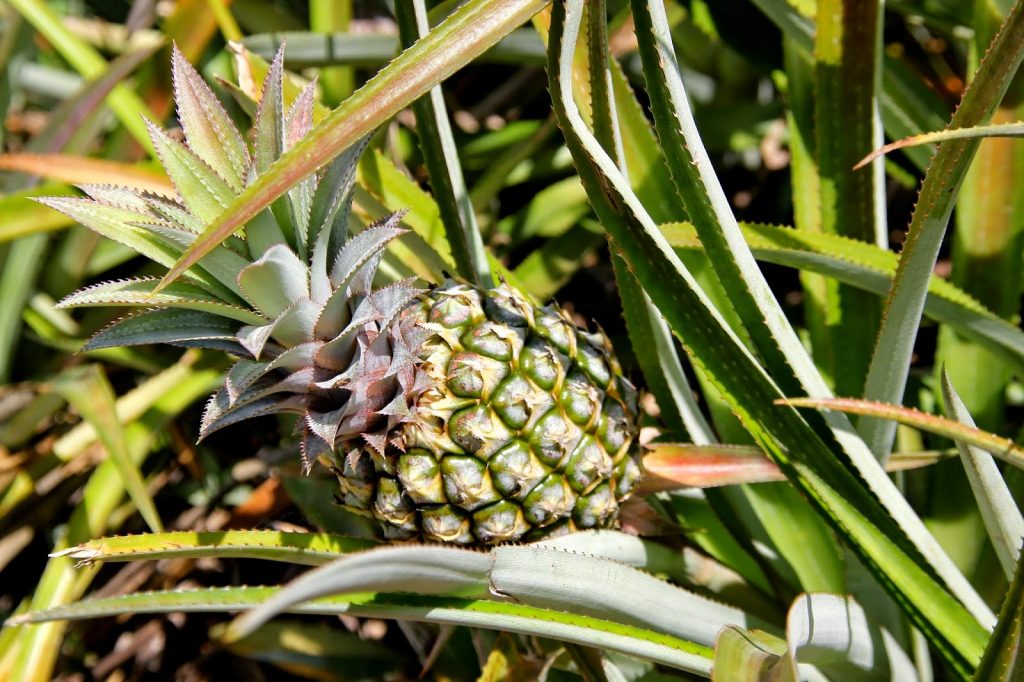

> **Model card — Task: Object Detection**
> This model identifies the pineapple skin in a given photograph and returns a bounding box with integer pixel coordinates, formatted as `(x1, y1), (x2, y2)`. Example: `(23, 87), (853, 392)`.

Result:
(334, 282), (642, 545)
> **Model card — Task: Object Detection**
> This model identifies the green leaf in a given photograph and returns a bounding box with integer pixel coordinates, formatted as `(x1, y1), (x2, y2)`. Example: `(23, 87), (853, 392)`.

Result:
(53, 530), (375, 566)
(972, 545), (1024, 681)
(52, 365), (163, 534)
(57, 277), (266, 324)
(171, 45), (249, 192)
(394, 0), (491, 288)
(35, 196), (244, 303)
(7, 587), (714, 675)
(547, 0), (989, 671)
(83, 308), (241, 352)
(158, 0), (549, 291)
(146, 119), (234, 224)
(662, 221), (1024, 373)
(940, 370), (1024, 580)
(224, 544), (766, 649)
(860, 2), (1024, 459)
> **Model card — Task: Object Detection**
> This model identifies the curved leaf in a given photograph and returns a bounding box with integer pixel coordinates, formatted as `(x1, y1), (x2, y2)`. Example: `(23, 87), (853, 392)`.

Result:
(856, 121), (1024, 169)
(6, 587), (714, 675)
(52, 530), (375, 566)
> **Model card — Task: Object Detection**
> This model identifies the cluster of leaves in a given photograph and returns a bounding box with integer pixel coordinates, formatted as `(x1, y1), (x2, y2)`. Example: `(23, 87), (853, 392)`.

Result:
(1, 0), (1024, 680)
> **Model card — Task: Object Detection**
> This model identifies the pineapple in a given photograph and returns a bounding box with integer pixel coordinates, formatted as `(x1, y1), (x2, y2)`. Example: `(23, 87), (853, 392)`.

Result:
(46, 48), (641, 545)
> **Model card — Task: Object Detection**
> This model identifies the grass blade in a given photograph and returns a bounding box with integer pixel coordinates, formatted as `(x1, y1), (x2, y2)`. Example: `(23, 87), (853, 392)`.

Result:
(0, 154), (172, 194)
(6, 0), (158, 152)
(52, 365), (164, 534)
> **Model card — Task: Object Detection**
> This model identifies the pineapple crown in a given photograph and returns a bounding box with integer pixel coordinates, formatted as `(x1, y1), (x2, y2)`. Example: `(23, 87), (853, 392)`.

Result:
(46, 46), (429, 468)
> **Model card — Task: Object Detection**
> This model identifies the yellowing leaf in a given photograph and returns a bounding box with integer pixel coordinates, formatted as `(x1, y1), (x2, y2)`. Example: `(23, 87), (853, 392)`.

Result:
(0, 154), (173, 195)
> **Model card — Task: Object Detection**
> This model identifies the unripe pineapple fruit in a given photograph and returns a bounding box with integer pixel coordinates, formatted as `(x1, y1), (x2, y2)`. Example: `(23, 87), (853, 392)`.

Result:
(46, 48), (641, 545)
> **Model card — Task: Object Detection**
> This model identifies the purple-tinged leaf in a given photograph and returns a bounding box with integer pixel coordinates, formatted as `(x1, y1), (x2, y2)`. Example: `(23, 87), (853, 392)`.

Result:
(84, 308), (241, 351)
(782, 396), (1024, 469)
(145, 119), (234, 223)
(171, 44), (250, 192)
(157, 0), (549, 292)
(57, 277), (265, 324)
(329, 214), (408, 290)
(237, 243), (310, 318)
(201, 393), (306, 440)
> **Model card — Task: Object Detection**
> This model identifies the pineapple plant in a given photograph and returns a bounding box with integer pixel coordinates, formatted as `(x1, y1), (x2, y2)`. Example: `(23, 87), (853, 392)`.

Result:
(44, 47), (641, 546)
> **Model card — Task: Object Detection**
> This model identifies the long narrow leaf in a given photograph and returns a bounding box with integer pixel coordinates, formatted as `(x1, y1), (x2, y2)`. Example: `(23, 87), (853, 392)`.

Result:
(52, 365), (163, 533)
(856, 121), (1024, 168)
(782, 396), (1024, 470)
(940, 370), (1024, 579)
(548, 0), (990, 671)
(972, 547), (1024, 681)
(225, 544), (761, 648)
(860, 2), (1024, 459)
(53, 530), (374, 566)
(394, 0), (491, 287)
(664, 221), (1024, 372)
(6, 587), (714, 675)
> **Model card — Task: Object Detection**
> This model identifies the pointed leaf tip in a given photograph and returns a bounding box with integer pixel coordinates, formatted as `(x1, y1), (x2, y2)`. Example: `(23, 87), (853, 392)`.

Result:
(171, 43), (249, 191)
